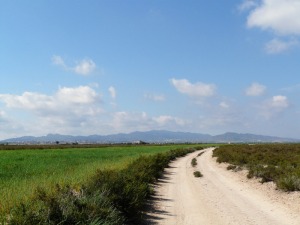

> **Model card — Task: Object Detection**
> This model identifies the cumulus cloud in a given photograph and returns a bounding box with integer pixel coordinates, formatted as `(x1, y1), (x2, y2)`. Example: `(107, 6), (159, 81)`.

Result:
(0, 85), (105, 137)
(52, 55), (96, 75)
(245, 83), (266, 96)
(0, 86), (102, 117)
(144, 93), (166, 102)
(265, 38), (299, 54)
(0, 85), (190, 138)
(247, 0), (300, 35)
(108, 86), (117, 99)
(170, 78), (216, 97)
(241, 0), (300, 53)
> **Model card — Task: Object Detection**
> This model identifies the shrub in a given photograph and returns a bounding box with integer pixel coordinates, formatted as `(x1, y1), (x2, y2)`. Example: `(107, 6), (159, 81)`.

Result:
(276, 175), (300, 192)
(193, 171), (203, 178)
(197, 152), (204, 157)
(191, 158), (197, 167)
(247, 165), (281, 183)
(9, 185), (124, 225)
(227, 165), (237, 170)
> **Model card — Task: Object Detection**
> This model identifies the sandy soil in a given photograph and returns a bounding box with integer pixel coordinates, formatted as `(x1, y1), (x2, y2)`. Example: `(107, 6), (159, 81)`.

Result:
(144, 147), (300, 225)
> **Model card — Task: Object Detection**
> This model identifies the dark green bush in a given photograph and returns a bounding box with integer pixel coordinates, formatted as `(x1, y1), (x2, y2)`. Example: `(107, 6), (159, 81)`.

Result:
(227, 165), (237, 170)
(193, 171), (203, 177)
(197, 152), (204, 157)
(191, 158), (197, 167)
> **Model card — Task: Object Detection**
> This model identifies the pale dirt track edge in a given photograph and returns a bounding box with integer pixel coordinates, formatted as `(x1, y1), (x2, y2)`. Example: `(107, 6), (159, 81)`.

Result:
(143, 147), (300, 225)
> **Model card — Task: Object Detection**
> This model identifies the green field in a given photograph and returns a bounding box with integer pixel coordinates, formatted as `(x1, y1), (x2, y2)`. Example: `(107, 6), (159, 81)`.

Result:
(213, 144), (300, 191)
(0, 144), (198, 216)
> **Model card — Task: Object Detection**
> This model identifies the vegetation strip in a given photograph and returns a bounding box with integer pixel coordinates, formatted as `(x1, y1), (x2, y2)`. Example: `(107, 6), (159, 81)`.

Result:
(0, 144), (195, 217)
(4, 146), (203, 224)
(213, 144), (300, 192)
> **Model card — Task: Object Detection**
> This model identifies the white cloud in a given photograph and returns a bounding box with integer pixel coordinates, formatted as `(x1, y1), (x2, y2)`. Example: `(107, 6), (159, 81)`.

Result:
(259, 95), (290, 119)
(52, 55), (66, 68)
(197, 114), (244, 129)
(0, 92), (54, 110)
(170, 78), (216, 97)
(247, 0), (300, 35)
(0, 86), (102, 117)
(111, 111), (188, 133)
(0, 85), (105, 138)
(270, 95), (289, 108)
(248, 0), (300, 35)
(245, 83), (266, 96)
(0, 111), (9, 125)
(265, 38), (298, 54)
(108, 86), (117, 99)
(153, 115), (186, 126)
(281, 83), (300, 92)
(0, 85), (191, 138)
(144, 93), (166, 102)
(219, 101), (230, 109)
(111, 111), (150, 131)
(52, 55), (96, 75)
(0, 111), (27, 140)
(238, 0), (257, 11)
(0, 110), (5, 118)
(57, 86), (99, 104)
(74, 59), (96, 76)
(242, 0), (300, 53)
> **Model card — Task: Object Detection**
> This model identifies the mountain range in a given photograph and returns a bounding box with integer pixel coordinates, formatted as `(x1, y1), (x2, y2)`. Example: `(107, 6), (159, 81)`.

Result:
(1, 130), (299, 144)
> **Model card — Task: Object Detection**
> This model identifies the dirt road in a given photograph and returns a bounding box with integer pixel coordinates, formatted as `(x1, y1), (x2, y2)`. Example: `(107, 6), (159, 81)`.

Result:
(145, 148), (300, 225)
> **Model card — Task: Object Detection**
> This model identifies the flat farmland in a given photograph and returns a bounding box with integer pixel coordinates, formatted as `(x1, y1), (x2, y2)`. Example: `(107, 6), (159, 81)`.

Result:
(0, 144), (196, 216)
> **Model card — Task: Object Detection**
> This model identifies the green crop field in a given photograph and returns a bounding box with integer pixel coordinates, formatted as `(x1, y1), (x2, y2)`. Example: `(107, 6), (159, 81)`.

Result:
(0, 144), (199, 217)
(213, 144), (300, 192)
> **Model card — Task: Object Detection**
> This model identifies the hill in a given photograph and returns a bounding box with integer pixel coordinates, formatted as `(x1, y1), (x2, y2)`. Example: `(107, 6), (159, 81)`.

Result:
(1, 130), (298, 144)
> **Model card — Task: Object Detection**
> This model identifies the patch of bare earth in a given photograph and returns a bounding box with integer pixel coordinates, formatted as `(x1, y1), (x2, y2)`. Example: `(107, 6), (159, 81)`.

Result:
(143, 148), (300, 225)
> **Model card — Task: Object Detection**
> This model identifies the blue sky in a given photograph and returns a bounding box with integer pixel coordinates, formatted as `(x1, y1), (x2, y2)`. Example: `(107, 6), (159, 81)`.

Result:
(0, 0), (300, 139)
